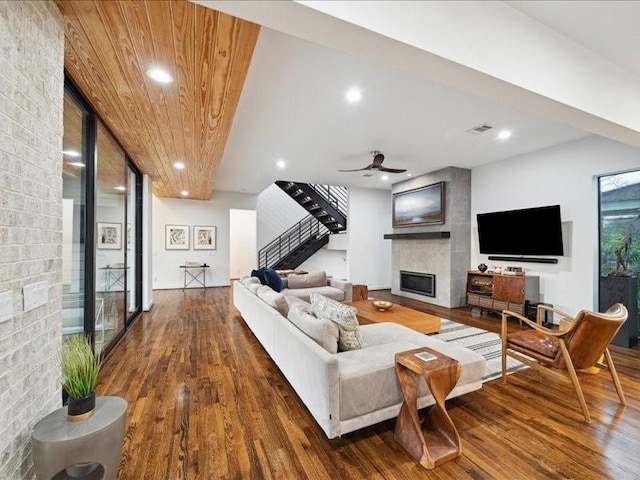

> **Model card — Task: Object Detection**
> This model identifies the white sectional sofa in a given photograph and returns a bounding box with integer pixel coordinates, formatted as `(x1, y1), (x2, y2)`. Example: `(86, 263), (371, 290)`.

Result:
(233, 279), (486, 439)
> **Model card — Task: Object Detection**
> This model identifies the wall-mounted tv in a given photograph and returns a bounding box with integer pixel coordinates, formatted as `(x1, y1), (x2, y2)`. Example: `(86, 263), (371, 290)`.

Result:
(477, 205), (564, 256)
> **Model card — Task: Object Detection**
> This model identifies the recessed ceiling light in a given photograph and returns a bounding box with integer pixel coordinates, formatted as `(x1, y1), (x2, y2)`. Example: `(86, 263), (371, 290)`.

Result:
(276, 159), (286, 169)
(69, 162), (85, 168)
(146, 67), (173, 84)
(181, 190), (189, 196)
(114, 185), (126, 191)
(497, 130), (512, 140)
(407, 173), (412, 177)
(381, 175), (389, 181)
(345, 87), (361, 103)
(63, 149), (81, 157)
(173, 161), (185, 170)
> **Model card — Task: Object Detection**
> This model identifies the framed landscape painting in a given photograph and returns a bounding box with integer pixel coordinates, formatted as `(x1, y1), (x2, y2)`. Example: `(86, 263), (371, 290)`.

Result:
(392, 181), (445, 227)
(165, 225), (190, 250)
(97, 222), (122, 249)
(193, 225), (216, 250)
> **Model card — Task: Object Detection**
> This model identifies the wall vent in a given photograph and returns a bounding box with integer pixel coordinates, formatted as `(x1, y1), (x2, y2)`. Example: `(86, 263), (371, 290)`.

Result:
(466, 124), (493, 135)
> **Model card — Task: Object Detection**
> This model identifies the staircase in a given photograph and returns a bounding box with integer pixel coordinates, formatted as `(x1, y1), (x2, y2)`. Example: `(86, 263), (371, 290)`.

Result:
(275, 181), (347, 233)
(258, 215), (330, 270)
(258, 182), (348, 270)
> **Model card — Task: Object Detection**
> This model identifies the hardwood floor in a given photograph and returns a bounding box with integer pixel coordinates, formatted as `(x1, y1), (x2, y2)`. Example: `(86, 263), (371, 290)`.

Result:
(98, 288), (640, 479)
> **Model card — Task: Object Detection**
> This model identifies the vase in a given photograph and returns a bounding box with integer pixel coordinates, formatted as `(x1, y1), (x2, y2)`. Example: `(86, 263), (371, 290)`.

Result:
(67, 391), (96, 422)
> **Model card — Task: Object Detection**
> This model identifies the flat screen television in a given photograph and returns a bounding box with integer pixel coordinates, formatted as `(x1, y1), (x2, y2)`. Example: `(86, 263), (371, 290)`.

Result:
(477, 205), (564, 256)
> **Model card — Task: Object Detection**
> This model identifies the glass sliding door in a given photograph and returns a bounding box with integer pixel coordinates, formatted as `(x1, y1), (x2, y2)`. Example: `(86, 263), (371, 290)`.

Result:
(63, 75), (144, 355)
(95, 122), (127, 353)
(598, 170), (640, 340)
(61, 91), (87, 341)
(126, 163), (141, 323)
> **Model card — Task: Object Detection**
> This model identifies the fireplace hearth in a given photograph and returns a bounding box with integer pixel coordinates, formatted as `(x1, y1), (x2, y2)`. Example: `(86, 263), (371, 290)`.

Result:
(400, 270), (435, 297)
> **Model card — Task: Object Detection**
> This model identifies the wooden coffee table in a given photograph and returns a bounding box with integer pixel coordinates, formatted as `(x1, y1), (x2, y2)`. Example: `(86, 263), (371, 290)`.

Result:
(347, 300), (441, 334)
(395, 347), (461, 469)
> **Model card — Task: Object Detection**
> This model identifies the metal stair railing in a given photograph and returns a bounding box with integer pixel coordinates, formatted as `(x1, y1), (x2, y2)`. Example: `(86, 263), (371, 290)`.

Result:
(258, 215), (329, 268)
(308, 184), (348, 218)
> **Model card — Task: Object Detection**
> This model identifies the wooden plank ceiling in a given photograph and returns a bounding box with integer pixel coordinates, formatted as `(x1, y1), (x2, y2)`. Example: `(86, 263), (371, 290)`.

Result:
(56, 0), (260, 199)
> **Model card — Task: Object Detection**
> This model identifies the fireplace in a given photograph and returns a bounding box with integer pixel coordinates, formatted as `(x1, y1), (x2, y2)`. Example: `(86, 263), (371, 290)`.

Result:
(400, 270), (435, 297)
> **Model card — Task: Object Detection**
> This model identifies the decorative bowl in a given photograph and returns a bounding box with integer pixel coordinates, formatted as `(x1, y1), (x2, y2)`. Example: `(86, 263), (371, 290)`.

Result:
(371, 300), (393, 311)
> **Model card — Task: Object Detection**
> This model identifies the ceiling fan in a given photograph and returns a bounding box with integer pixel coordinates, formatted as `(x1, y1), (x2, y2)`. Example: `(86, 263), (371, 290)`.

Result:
(338, 151), (407, 174)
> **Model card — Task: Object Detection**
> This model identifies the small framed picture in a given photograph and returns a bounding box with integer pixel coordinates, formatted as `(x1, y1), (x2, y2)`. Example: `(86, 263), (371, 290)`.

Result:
(193, 225), (216, 250)
(165, 225), (190, 250)
(97, 222), (122, 250)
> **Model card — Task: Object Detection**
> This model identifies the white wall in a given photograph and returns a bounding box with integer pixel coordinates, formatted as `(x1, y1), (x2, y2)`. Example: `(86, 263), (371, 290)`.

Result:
(347, 187), (392, 290)
(256, 184), (307, 248)
(472, 135), (640, 316)
(229, 209), (257, 280)
(152, 192), (257, 289)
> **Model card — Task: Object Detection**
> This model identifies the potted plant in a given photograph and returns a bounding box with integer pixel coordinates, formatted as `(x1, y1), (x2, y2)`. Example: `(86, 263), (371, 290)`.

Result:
(59, 334), (102, 421)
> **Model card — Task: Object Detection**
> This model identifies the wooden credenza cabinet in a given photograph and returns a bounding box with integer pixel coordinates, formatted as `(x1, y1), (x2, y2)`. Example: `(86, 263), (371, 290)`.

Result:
(466, 271), (539, 316)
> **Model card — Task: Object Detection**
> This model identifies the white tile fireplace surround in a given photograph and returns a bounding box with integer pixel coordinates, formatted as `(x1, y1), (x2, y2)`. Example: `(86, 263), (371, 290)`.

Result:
(393, 238), (457, 307)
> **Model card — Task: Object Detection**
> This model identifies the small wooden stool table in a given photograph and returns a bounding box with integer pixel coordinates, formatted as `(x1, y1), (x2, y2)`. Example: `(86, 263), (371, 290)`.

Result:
(394, 347), (461, 469)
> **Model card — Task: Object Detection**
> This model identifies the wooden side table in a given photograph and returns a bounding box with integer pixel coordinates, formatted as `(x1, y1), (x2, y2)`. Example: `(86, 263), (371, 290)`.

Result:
(352, 284), (368, 301)
(394, 347), (461, 469)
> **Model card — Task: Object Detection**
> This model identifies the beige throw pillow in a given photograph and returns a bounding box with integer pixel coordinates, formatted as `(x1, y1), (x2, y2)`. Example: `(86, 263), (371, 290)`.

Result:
(309, 293), (363, 351)
(287, 271), (327, 289)
(287, 303), (339, 354)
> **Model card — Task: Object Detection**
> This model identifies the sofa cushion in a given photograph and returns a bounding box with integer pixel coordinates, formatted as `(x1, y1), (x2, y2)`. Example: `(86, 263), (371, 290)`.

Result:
(310, 293), (363, 351)
(246, 283), (261, 294)
(287, 303), (339, 354)
(263, 268), (284, 292)
(288, 271), (327, 289)
(337, 323), (488, 421)
(281, 286), (345, 303)
(240, 276), (261, 287)
(256, 285), (289, 316)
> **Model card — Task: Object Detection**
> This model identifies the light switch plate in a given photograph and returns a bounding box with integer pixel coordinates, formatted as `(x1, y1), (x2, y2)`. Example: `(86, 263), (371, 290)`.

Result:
(0, 290), (12, 323)
(23, 281), (48, 312)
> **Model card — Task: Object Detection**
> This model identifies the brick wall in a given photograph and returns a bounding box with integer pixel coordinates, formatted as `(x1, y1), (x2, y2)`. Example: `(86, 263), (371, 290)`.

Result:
(0, 2), (65, 478)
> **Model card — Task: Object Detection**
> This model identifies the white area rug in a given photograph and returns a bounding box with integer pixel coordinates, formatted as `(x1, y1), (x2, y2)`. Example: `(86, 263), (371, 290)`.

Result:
(429, 319), (527, 382)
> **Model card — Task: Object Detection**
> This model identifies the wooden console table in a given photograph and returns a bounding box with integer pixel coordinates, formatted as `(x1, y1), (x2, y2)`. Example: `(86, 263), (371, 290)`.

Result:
(395, 347), (461, 469)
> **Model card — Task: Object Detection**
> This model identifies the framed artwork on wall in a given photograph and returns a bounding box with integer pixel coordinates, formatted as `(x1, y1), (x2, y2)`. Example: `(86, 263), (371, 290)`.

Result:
(193, 225), (217, 250)
(165, 225), (190, 250)
(97, 222), (122, 249)
(392, 181), (445, 227)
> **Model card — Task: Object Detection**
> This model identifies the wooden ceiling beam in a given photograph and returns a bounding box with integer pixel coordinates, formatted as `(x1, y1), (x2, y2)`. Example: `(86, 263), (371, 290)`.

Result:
(56, 0), (260, 200)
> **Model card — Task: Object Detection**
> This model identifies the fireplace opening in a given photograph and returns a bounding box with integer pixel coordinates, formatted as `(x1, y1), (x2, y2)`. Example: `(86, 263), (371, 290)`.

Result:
(400, 270), (435, 297)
